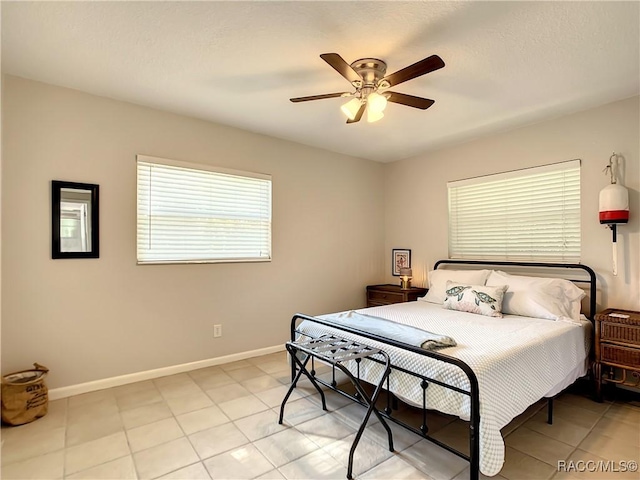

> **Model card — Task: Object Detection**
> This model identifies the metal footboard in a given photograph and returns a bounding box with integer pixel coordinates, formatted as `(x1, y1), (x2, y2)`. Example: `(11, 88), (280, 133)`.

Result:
(289, 313), (481, 480)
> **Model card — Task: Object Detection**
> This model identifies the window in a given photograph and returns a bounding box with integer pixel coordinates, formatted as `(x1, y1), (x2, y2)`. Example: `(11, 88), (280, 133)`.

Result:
(137, 155), (272, 264)
(448, 160), (580, 262)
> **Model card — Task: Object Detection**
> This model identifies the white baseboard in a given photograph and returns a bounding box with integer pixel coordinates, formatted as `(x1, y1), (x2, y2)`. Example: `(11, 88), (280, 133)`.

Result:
(48, 344), (285, 401)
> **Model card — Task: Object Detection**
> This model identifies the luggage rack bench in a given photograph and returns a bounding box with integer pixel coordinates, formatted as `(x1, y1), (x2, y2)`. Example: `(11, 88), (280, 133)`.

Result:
(279, 334), (394, 479)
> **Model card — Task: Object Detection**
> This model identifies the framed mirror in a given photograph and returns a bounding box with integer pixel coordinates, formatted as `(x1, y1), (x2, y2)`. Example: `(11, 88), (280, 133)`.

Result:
(52, 180), (99, 259)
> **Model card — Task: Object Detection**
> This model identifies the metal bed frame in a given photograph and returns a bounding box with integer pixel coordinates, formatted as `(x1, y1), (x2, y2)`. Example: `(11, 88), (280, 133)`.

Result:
(288, 260), (597, 480)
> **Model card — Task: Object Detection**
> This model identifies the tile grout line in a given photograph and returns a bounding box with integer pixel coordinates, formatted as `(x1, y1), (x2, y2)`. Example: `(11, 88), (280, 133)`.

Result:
(155, 375), (213, 479)
(62, 397), (69, 479)
(548, 398), (615, 480)
(8, 361), (628, 480)
(65, 391), (348, 479)
(64, 371), (241, 478)
(120, 401), (142, 480)
(149, 367), (292, 478)
(509, 396), (615, 478)
(485, 395), (609, 480)
(568, 399), (617, 464)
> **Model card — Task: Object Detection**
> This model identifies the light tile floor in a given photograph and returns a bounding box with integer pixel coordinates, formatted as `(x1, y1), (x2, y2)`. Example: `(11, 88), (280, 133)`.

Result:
(1, 352), (638, 480)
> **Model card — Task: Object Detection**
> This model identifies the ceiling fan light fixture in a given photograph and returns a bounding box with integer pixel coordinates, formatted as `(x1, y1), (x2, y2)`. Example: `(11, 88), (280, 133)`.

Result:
(367, 108), (384, 123)
(340, 97), (362, 120)
(367, 91), (388, 113)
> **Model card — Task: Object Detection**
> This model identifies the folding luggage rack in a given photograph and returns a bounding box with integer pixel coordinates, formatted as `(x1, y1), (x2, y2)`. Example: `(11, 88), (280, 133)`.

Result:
(278, 335), (394, 479)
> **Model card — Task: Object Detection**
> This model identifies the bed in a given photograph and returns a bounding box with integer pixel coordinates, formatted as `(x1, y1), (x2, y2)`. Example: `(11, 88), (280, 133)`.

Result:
(289, 260), (596, 479)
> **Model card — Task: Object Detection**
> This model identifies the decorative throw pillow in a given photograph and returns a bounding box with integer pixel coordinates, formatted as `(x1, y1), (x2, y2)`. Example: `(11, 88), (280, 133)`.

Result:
(443, 281), (508, 318)
(421, 269), (491, 304)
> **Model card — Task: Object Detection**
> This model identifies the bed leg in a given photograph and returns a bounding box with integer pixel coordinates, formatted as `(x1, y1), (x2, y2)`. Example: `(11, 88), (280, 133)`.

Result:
(469, 424), (479, 480)
(384, 376), (394, 415)
(547, 398), (553, 425)
(469, 382), (480, 480)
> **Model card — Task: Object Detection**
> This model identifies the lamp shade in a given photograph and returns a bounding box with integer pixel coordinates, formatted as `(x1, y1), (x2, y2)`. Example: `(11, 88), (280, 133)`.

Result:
(366, 108), (384, 123)
(367, 92), (388, 113)
(365, 92), (387, 123)
(399, 267), (412, 277)
(341, 98), (362, 120)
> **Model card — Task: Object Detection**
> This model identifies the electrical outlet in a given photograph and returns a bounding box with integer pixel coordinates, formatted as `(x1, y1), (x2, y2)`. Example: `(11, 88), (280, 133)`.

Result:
(213, 324), (222, 338)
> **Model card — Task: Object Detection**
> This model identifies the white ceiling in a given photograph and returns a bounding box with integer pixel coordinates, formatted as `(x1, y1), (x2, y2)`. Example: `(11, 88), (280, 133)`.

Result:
(2, 2), (639, 162)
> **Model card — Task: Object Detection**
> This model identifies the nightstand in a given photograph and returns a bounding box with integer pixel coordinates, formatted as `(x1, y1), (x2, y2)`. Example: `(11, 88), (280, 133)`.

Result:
(594, 308), (640, 401)
(366, 284), (428, 308)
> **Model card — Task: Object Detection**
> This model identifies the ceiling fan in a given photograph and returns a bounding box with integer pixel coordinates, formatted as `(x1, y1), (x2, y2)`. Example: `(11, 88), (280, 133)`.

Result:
(290, 53), (445, 124)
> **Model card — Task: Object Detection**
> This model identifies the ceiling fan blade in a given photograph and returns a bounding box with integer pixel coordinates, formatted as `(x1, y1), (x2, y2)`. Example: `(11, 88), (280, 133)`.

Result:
(381, 55), (445, 88)
(386, 92), (435, 110)
(290, 92), (347, 103)
(346, 103), (366, 124)
(320, 53), (362, 84)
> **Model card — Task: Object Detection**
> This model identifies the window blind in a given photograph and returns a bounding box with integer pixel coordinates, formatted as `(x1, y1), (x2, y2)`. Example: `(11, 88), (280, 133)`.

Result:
(137, 155), (272, 264)
(448, 160), (580, 262)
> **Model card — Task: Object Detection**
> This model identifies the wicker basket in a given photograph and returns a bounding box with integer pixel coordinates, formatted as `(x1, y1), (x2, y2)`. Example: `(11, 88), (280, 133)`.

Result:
(601, 344), (640, 366)
(596, 309), (640, 368)
(601, 322), (640, 346)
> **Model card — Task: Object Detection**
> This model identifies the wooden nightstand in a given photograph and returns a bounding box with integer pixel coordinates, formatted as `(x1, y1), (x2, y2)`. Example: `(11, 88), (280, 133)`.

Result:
(366, 284), (428, 308)
(594, 308), (640, 401)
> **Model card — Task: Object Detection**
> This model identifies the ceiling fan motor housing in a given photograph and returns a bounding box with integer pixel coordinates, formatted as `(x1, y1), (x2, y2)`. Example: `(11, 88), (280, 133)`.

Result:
(350, 58), (387, 87)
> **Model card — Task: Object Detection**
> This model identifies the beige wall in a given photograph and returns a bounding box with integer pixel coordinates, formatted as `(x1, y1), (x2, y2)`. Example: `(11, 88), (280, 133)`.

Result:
(1, 76), (386, 388)
(385, 96), (640, 311)
(3, 75), (638, 390)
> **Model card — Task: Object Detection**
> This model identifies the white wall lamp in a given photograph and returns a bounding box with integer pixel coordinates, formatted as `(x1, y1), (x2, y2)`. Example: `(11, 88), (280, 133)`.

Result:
(599, 152), (629, 276)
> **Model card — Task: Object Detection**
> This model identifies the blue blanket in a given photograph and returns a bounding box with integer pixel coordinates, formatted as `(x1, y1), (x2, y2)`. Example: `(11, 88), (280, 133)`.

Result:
(319, 311), (456, 351)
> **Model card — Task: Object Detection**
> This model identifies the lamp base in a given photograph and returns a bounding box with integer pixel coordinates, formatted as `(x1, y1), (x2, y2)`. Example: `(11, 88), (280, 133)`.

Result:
(400, 278), (411, 290)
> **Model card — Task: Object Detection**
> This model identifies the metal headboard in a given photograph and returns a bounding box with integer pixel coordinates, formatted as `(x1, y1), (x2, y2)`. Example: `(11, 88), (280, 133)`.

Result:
(433, 260), (597, 321)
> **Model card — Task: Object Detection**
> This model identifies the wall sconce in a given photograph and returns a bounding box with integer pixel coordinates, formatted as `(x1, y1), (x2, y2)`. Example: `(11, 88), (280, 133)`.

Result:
(400, 268), (413, 289)
(599, 152), (629, 276)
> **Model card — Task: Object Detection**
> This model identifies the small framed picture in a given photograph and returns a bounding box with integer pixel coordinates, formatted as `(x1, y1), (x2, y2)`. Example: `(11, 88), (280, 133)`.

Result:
(392, 249), (411, 276)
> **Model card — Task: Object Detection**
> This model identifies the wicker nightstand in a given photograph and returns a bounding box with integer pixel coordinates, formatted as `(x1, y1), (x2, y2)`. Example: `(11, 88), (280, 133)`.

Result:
(594, 308), (640, 401)
(366, 284), (428, 308)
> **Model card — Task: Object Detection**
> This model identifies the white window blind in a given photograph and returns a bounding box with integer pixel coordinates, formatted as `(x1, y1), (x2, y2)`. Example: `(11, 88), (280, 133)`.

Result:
(448, 160), (580, 262)
(137, 155), (272, 264)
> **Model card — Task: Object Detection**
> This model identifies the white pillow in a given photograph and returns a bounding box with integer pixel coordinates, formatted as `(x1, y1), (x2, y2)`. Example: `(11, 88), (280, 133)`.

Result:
(486, 270), (585, 321)
(443, 281), (508, 318)
(421, 269), (491, 304)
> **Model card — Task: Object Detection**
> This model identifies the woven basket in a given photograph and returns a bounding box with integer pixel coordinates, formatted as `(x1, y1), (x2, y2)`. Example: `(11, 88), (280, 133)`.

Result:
(601, 323), (640, 346)
(601, 344), (640, 367)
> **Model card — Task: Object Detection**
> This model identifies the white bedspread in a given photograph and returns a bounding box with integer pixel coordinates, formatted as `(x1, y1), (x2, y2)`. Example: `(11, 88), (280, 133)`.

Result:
(298, 301), (591, 476)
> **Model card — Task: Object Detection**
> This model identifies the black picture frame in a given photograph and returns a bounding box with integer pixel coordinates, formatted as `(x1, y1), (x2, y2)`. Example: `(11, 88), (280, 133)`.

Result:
(52, 180), (100, 259)
(392, 249), (411, 276)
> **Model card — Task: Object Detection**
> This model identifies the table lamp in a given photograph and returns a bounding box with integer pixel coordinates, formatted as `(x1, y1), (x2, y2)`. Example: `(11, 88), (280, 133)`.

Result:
(400, 268), (412, 289)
